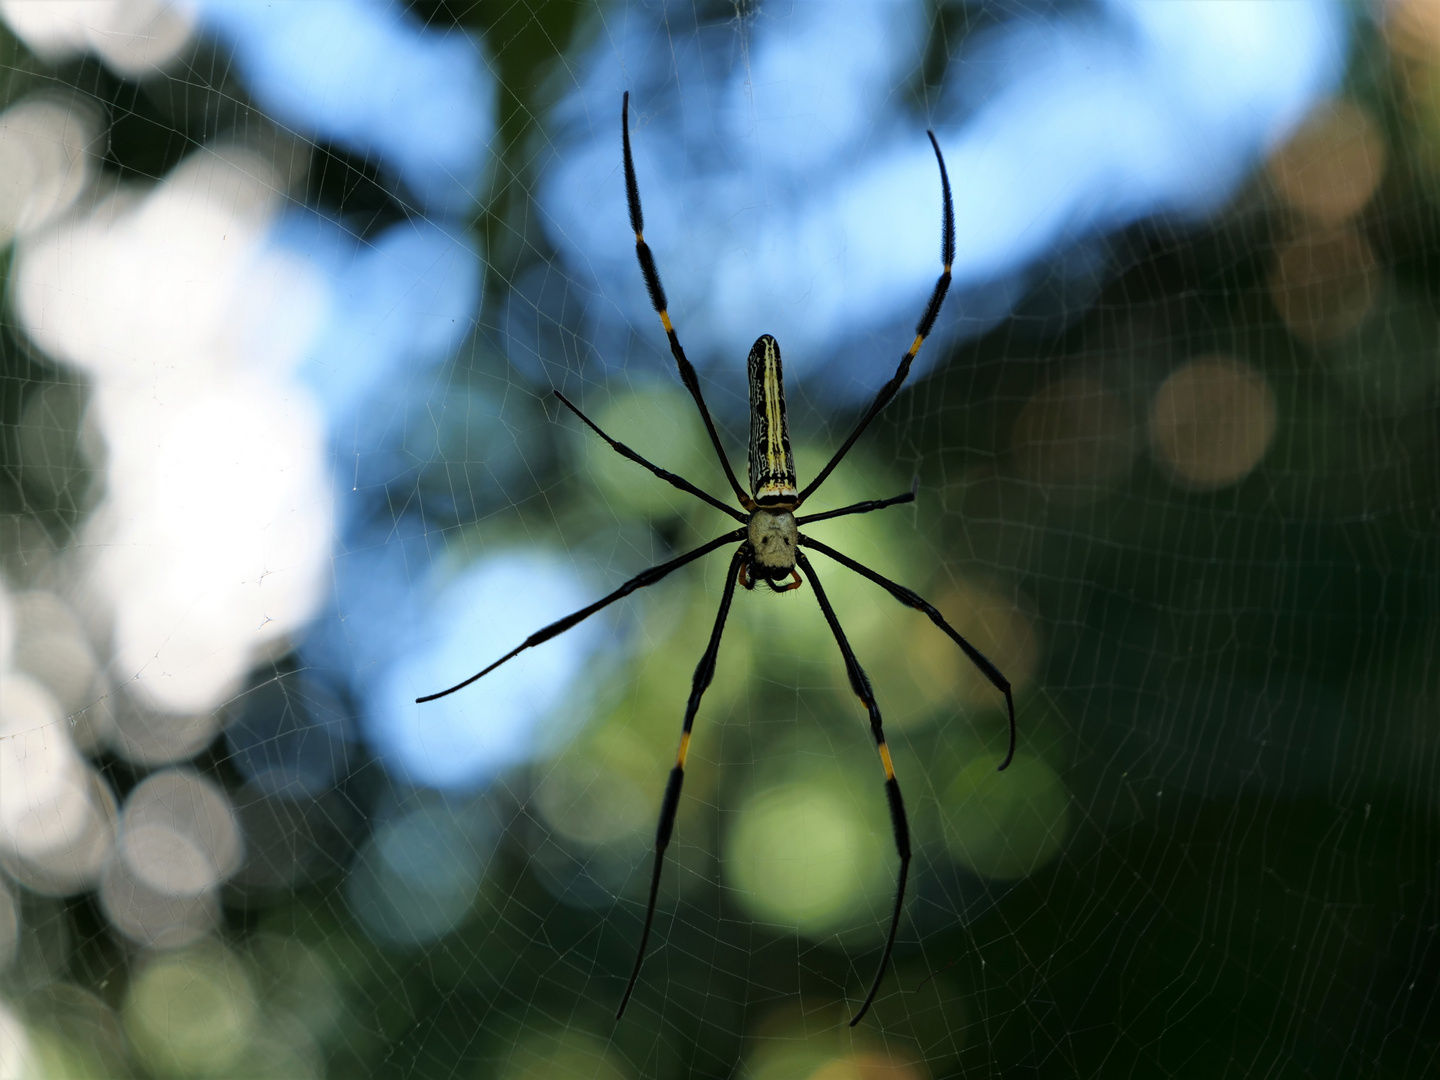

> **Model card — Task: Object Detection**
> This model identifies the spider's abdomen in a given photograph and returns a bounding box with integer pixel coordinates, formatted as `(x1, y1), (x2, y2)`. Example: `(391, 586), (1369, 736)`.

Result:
(747, 334), (797, 505)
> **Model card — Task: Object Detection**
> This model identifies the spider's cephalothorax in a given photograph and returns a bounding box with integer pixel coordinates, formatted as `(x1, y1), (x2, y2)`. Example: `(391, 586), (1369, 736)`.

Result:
(744, 506), (799, 591)
(743, 333), (802, 592)
(418, 92), (1017, 1029)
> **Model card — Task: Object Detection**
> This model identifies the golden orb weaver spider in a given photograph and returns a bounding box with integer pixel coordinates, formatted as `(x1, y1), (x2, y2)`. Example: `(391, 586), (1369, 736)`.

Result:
(418, 92), (1017, 1027)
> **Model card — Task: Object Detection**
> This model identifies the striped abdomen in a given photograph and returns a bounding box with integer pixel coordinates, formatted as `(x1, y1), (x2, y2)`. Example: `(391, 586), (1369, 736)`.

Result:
(747, 334), (797, 505)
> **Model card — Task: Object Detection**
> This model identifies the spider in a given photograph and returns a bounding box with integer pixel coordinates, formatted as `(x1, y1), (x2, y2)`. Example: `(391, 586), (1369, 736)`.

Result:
(418, 93), (1016, 1027)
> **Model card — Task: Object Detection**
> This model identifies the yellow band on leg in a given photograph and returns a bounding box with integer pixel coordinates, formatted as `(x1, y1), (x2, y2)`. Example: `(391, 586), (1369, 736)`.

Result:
(878, 742), (896, 780)
(677, 731), (692, 768)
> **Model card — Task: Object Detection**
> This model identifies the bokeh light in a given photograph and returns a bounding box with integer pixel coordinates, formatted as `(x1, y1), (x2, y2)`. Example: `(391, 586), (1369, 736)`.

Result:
(0, 4), (502, 1068)
(942, 753), (1069, 881)
(534, 727), (660, 848)
(1267, 99), (1386, 225)
(122, 944), (258, 1078)
(367, 551), (602, 790)
(104, 700), (226, 769)
(0, 0), (195, 76)
(346, 798), (494, 947)
(0, 93), (100, 244)
(248, 934), (343, 1051)
(579, 383), (721, 520)
(11, 140), (334, 717)
(1269, 224), (1381, 345)
(21, 982), (129, 1079)
(101, 769), (242, 948)
(1148, 355), (1277, 491)
(0, 672), (115, 897)
(197, 0), (494, 215)
(7, 589), (100, 721)
(726, 771), (890, 938)
(0, 763), (115, 899)
(1385, 0), (1440, 61)
(927, 579), (1039, 717)
(1387, 0), (1440, 172)
(0, 1003), (32, 1080)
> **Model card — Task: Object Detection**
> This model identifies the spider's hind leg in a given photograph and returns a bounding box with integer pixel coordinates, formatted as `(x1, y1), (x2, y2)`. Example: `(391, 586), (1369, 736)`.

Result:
(799, 534), (1017, 771)
(617, 544), (749, 1020)
(794, 550), (910, 1027)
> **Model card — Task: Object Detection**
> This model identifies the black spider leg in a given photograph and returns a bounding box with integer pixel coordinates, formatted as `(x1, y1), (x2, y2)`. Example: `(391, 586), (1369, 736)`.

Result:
(622, 92), (753, 510)
(795, 131), (955, 508)
(792, 550), (910, 1027)
(555, 391), (746, 523)
(415, 529), (745, 703)
(800, 535), (1015, 771)
(617, 544), (748, 1020)
(795, 477), (919, 527)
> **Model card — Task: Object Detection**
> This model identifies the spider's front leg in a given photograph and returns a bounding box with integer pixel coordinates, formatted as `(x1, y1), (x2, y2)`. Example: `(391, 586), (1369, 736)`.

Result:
(622, 92), (752, 509)
(796, 131), (954, 507)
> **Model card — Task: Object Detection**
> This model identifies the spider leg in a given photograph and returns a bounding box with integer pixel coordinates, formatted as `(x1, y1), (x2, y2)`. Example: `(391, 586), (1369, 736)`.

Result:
(795, 477), (919, 527)
(617, 544), (748, 1020)
(555, 391), (746, 522)
(799, 535), (1015, 771)
(793, 550), (910, 1027)
(767, 568), (803, 593)
(415, 529), (745, 703)
(622, 92), (753, 510)
(796, 133), (954, 507)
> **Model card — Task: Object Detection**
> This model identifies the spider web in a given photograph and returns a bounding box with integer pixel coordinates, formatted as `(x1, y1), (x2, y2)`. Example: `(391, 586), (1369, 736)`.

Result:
(0, 0), (1435, 1077)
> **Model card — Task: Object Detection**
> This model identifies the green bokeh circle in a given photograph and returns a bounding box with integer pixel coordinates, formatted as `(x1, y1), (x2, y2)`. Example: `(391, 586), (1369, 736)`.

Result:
(942, 753), (1069, 880)
(122, 946), (257, 1077)
(726, 777), (888, 936)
